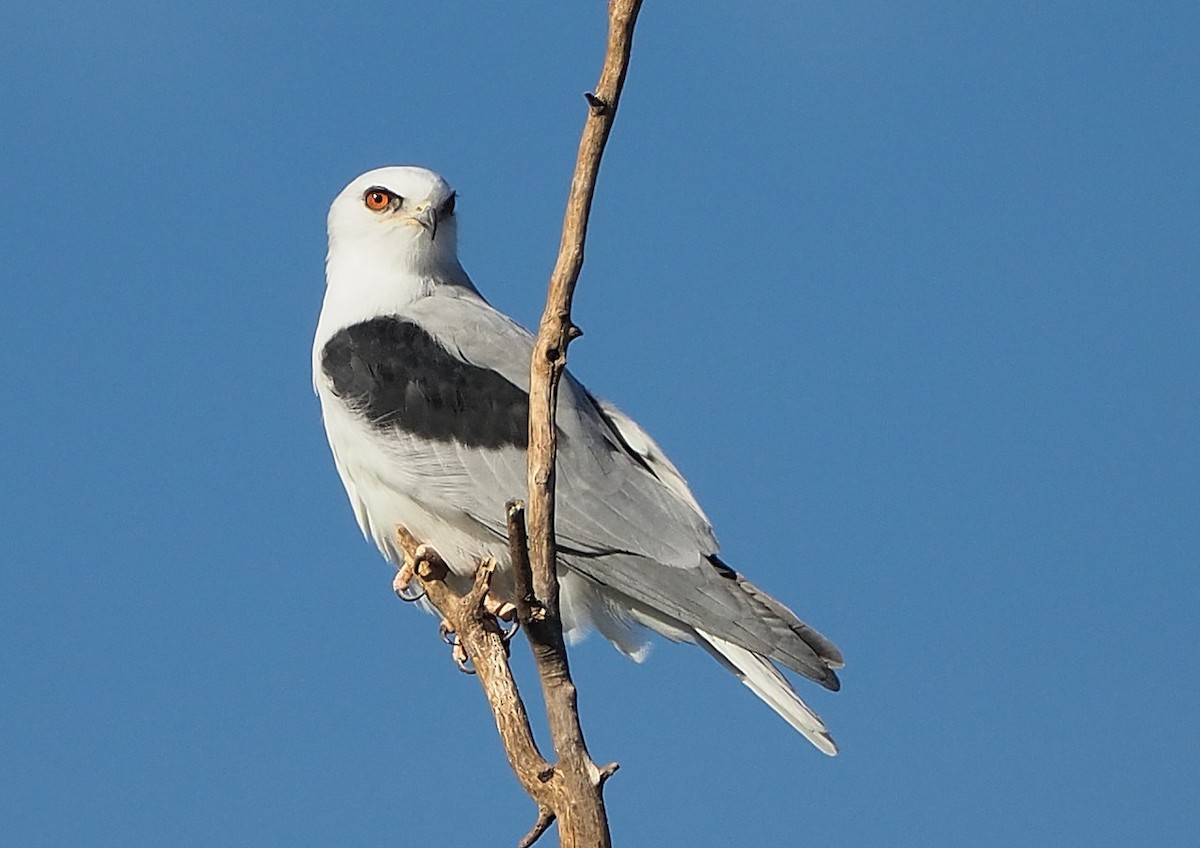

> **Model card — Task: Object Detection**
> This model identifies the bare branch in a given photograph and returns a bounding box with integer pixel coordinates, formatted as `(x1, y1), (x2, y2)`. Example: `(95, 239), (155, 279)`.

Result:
(394, 528), (556, 810)
(391, 3), (643, 845)
(523, 1), (643, 846)
(518, 807), (558, 848)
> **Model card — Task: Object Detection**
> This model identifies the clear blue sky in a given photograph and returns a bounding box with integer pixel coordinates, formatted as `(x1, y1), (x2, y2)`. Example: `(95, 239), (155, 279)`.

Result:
(2, 3), (1197, 845)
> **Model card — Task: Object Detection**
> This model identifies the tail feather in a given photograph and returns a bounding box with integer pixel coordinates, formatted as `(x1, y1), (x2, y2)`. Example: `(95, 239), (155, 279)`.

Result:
(697, 628), (838, 756)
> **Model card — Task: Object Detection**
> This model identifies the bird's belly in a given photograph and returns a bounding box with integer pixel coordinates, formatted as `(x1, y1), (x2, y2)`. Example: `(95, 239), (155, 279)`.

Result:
(324, 414), (505, 577)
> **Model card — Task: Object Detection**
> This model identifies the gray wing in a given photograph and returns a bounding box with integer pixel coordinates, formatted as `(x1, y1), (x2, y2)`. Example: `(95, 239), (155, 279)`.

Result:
(401, 292), (714, 560)
(388, 293), (841, 687)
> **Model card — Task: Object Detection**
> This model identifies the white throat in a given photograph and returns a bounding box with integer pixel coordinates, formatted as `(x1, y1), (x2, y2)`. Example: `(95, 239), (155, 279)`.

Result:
(312, 231), (477, 370)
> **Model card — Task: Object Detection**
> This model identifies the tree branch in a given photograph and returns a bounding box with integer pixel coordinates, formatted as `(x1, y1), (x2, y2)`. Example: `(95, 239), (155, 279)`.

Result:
(524, 2), (642, 846)
(394, 528), (554, 807)
(391, 3), (643, 845)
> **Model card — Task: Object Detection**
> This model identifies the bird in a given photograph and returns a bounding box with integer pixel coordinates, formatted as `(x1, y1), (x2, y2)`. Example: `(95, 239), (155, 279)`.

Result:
(313, 166), (844, 754)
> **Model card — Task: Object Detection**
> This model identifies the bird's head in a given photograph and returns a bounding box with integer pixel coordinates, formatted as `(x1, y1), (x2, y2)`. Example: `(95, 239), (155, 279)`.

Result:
(327, 166), (462, 279)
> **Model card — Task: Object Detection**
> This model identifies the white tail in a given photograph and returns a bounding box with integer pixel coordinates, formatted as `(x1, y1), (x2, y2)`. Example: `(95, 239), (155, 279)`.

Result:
(697, 628), (838, 756)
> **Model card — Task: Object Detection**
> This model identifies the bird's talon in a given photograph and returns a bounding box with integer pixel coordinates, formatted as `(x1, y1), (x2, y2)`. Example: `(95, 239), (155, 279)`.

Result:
(396, 586), (426, 603)
(483, 594), (517, 622)
(499, 616), (521, 644)
(452, 642), (474, 674)
(392, 563), (426, 602)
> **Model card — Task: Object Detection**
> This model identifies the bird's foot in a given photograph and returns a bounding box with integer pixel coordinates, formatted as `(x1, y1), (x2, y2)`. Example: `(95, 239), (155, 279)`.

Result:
(484, 595), (520, 643)
(392, 559), (425, 602)
(393, 543), (450, 603)
(391, 535), (515, 668)
(472, 563), (518, 642)
(438, 618), (474, 673)
(412, 544), (447, 578)
(452, 642), (472, 672)
(393, 560), (414, 591)
(484, 593), (517, 622)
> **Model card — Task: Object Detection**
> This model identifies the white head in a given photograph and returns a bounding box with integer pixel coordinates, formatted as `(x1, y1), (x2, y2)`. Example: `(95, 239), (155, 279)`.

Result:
(320, 166), (474, 337)
(327, 166), (463, 277)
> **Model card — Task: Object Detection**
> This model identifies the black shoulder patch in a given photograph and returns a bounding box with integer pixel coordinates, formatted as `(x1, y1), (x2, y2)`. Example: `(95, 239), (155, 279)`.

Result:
(321, 316), (528, 449)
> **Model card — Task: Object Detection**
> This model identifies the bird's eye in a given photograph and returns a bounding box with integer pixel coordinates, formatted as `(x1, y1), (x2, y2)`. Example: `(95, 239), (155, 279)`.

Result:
(440, 192), (456, 217)
(364, 188), (398, 212)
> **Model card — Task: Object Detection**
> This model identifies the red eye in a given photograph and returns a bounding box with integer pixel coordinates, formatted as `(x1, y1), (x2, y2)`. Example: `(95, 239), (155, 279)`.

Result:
(364, 188), (396, 211)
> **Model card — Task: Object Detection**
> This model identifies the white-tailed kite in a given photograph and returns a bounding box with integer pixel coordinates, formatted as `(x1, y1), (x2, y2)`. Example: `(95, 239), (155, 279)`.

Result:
(313, 166), (844, 754)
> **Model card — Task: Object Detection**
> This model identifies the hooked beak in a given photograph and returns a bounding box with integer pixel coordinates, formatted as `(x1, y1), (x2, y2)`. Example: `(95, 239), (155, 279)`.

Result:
(411, 204), (438, 241)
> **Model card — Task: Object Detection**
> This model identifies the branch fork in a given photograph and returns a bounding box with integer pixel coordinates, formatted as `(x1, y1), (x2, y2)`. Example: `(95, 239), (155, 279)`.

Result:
(392, 501), (622, 847)
(393, 517), (594, 847)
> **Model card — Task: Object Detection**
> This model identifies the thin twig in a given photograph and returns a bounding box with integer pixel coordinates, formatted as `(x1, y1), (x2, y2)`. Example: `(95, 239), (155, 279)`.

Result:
(518, 807), (558, 848)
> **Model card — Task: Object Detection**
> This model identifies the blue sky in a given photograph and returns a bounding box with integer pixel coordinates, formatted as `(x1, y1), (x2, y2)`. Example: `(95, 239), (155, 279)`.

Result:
(2, 2), (1197, 845)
